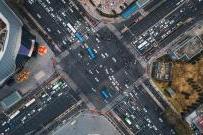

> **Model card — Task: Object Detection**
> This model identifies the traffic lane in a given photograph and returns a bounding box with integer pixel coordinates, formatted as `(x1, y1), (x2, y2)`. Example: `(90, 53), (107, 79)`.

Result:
(137, 1), (199, 58)
(122, 0), (185, 40)
(143, 0), (161, 12)
(10, 93), (77, 135)
(134, 85), (163, 113)
(143, 79), (169, 108)
(107, 112), (131, 135)
(24, 1), (72, 47)
(133, 86), (172, 134)
(59, 58), (106, 109)
(129, 0), (197, 57)
(145, 19), (196, 60)
(59, 29), (141, 109)
(113, 101), (143, 133)
(60, 57), (120, 109)
(113, 89), (173, 135)
(114, 12), (142, 32)
(1, 79), (79, 134)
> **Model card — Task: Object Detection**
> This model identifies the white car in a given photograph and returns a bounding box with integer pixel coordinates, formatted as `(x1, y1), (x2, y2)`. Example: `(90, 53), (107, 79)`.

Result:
(95, 77), (99, 82)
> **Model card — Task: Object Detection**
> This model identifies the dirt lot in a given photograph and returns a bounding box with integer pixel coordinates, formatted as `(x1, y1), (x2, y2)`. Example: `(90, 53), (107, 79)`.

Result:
(154, 56), (203, 113)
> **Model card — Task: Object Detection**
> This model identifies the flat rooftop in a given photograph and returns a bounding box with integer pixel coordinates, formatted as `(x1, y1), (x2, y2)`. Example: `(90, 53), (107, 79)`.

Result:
(51, 112), (121, 135)
(0, 91), (22, 110)
(92, 0), (135, 14)
(174, 36), (203, 60)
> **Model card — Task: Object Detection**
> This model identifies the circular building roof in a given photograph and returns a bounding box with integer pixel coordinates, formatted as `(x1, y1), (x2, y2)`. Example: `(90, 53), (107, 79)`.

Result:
(0, 0), (22, 85)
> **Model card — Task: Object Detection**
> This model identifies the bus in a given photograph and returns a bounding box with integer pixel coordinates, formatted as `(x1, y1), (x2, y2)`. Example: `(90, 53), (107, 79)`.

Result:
(101, 90), (109, 99)
(87, 47), (96, 59)
(100, 89), (112, 100)
(25, 98), (36, 107)
(9, 110), (20, 120)
(75, 32), (84, 43)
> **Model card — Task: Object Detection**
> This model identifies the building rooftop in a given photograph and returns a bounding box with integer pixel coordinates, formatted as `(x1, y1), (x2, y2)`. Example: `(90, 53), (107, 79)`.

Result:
(173, 36), (203, 60)
(0, 19), (7, 52)
(0, 0), (23, 85)
(0, 91), (22, 110)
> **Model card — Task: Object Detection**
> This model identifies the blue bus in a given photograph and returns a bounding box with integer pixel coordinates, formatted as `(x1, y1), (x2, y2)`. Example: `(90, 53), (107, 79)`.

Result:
(75, 32), (84, 43)
(121, 2), (139, 19)
(100, 89), (112, 100)
(87, 47), (96, 59)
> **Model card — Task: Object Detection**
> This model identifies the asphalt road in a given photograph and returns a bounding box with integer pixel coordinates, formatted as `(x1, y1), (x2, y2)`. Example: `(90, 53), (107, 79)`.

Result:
(115, 0), (202, 60)
(112, 85), (174, 135)
(60, 27), (144, 110)
(0, 78), (81, 135)
(24, 0), (94, 52)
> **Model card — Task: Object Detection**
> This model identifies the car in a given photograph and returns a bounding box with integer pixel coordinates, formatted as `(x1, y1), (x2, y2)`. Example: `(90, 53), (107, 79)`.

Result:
(132, 106), (136, 110)
(50, 13), (55, 18)
(147, 123), (153, 128)
(37, 107), (42, 112)
(4, 127), (9, 132)
(129, 93), (134, 97)
(62, 12), (66, 16)
(1, 121), (6, 126)
(95, 77), (99, 82)
(143, 108), (147, 112)
(78, 53), (83, 58)
(105, 68), (109, 75)
(47, 97), (51, 101)
(45, 7), (50, 12)
(91, 88), (96, 92)
(49, 7), (53, 12)
(146, 118), (151, 123)
(153, 125), (158, 130)
(159, 118), (163, 123)
(125, 112), (130, 117)
(51, 90), (56, 95)
(37, 14), (41, 19)
(125, 84), (129, 89)
(115, 86), (120, 91)
(58, 92), (63, 97)
(131, 114), (135, 119)
(93, 49), (97, 54)
(112, 57), (117, 63)
(109, 68), (114, 73)
(96, 38), (101, 43)
(101, 53), (106, 58)
(21, 116), (27, 122)
(104, 53), (109, 57)
(46, 0), (51, 4)
(95, 69), (99, 74)
(135, 124), (140, 129)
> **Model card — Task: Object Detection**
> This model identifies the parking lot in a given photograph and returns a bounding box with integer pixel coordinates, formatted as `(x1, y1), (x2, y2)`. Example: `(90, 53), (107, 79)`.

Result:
(60, 27), (144, 109)
(24, 0), (96, 52)
(112, 85), (174, 135)
(0, 77), (81, 135)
